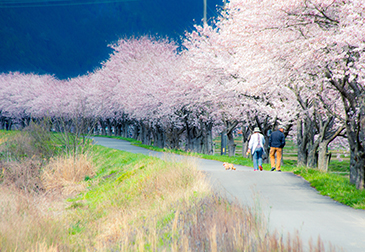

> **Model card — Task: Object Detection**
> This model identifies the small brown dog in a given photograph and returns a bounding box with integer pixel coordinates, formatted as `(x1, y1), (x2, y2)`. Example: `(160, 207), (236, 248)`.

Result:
(223, 162), (236, 170)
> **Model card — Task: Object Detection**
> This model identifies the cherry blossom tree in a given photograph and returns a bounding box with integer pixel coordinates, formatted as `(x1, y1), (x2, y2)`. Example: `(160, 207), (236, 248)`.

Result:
(184, 0), (359, 175)
(0, 72), (60, 129)
(3, 0), (364, 191)
(97, 36), (193, 149)
(266, 0), (365, 188)
(214, 0), (364, 187)
(182, 2), (298, 158)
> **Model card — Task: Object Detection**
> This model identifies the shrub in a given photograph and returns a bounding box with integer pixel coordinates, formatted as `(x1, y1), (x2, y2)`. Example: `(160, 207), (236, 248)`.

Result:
(0, 123), (56, 163)
(1, 157), (44, 194)
(41, 154), (96, 195)
(23, 121), (57, 160)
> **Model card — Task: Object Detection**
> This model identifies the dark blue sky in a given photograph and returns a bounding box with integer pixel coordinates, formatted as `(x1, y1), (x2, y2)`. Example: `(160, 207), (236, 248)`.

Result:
(0, 0), (224, 79)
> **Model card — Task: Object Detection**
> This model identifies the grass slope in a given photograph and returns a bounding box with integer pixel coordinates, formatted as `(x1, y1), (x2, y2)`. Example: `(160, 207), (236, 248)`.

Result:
(1, 130), (331, 251)
(99, 135), (365, 210)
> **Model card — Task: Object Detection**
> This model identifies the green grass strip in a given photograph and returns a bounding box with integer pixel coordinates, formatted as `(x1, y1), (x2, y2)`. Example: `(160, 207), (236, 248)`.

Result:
(293, 167), (365, 209)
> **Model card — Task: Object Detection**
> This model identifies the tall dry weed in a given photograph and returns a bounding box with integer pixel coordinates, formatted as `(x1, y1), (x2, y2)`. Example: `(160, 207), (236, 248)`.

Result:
(1, 157), (44, 194)
(0, 130), (95, 251)
(113, 194), (332, 252)
(41, 154), (95, 195)
(0, 186), (69, 252)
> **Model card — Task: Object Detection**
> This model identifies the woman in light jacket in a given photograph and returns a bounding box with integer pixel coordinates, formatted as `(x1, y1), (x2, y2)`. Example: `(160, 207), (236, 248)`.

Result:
(247, 127), (265, 171)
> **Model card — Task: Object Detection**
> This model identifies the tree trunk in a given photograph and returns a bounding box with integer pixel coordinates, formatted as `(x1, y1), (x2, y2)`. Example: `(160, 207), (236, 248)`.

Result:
(347, 128), (365, 189)
(221, 130), (227, 155)
(93, 123), (99, 135)
(202, 121), (213, 155)
(317, 123), (345, 171)
(0, 117), (4, 130)
(227, 132), (236, 157)
(192, 127), (203, 153)
(5, 119), (12, 131)
(324, 72), (365, 188)
(115, 121), (122, 136)
(141, 121), (151, 145)
(152, 124), (165, 149)
(344, 109), (365, 188)
(241, 126), (250, 158)
(122, 121), (130, 138)
(20, 116), (31, 129)
(133, 122), (141, 141)
(185, 125), (203, 153)
(226, 121), (238, 157)
(318, 142), (330, 172)
(99, 119), (106, 136)
(242, 141), (249, 158)
(165, 126), (184, 150)
(355, 158), (365, 190)
(349, 150), (365, 189)
(106, 119), (112, 136)
(307, 141), (319, 168)
(297, 117), (311, 167)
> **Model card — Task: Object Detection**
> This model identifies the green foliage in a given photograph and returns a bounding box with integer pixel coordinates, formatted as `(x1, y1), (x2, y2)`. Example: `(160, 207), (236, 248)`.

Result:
(69, 221), (84, 235)
(0, 123), (96, 165)
(24, 121), (59, 159)
(0, 126), (57, 162)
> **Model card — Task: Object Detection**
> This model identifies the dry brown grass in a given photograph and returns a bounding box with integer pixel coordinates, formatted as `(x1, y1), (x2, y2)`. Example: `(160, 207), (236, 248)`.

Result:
(0, 130), (98, 251)
(0, 152), (96, 251)
(1, 157), (44, 194)
(41, 154), (96, 196)
(0, 185), (69, 252)
(105, 194), (336, 252)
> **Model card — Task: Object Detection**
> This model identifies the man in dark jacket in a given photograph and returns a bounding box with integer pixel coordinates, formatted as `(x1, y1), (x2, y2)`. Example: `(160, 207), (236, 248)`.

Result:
(269, 125), (286, 172)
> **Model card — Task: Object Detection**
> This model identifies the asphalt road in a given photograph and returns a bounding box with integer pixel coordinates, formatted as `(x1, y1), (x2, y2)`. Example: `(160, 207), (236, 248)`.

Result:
(92, 136), (365, 252)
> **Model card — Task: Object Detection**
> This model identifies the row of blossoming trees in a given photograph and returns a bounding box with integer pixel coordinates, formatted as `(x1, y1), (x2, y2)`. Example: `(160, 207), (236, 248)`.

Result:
(1, 0), (364, 189)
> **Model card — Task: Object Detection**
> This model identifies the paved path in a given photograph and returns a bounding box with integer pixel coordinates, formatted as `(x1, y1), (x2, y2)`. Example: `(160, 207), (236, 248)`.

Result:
(92, 137), (365, 252)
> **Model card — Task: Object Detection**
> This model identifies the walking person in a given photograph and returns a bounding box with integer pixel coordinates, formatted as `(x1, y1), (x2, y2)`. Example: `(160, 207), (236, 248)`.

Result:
(269, 125), (286, 172)
(247, 127), (265, 171)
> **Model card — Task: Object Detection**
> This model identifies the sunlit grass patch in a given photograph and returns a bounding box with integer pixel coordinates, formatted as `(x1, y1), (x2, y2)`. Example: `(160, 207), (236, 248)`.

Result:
(294, 167), (365, 209)
(66, 145), (210, 250)
(63, 145), (330, 251)
(328, 159), (350, 174)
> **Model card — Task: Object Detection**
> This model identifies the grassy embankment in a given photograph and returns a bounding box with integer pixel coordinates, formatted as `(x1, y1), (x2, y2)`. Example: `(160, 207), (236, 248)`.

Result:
(99, 135), (365, 210)
(0, 129), (328, 251)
